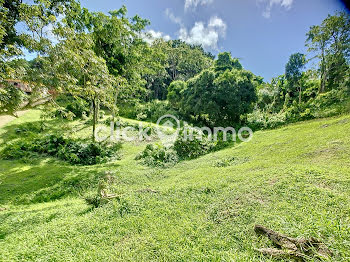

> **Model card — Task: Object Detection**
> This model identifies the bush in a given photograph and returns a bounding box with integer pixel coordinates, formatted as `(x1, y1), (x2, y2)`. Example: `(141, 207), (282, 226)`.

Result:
(247, 110), (287, 130)
(56, 95), (90, 119)
(309, 89), (342, 109)
(15, 121), (47, 134)
(173, 128), (215, 160)
(135, 144), (179, 167)
(173, 127), (235, 160)
(1, 134), (122, 165)
(0, 139), (40, 160)
(248, 89), (350, 130)
(136, 127), (236, 167)
(119, 100), (179, 123)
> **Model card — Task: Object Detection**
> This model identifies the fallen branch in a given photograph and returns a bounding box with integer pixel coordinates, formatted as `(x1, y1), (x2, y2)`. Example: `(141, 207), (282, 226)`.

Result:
(254, 225), (332, 261)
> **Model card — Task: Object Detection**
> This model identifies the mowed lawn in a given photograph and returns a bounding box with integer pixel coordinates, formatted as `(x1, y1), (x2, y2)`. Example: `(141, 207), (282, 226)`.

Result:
(0, 110), (350, 261)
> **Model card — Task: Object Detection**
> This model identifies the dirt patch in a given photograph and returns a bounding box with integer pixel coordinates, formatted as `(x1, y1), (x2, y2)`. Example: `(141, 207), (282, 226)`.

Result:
(337, 119), (349, 125)
(269, 178), (279, 186)
(303, 145), (343, 160)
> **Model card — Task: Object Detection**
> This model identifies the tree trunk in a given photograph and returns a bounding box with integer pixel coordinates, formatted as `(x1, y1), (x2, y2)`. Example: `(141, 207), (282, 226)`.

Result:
(112, 87), (119, 123)
(92, 98), (98, 142)
(299, 86), (302, 104)
(319, 46), (326, 93)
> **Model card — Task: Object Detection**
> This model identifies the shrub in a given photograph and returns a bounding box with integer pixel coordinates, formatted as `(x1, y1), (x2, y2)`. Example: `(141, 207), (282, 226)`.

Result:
(137, 100), (179, 123)
(173, 128), (215, 160)
(136, 127), (237, 167)
(56, 95), (90, 119)
(119, 100), (180, 123)
(15, 121), (47, 134)
(1, 134), (122, 165)
(0, 139), (39, 160)
(173, 127), (234, 160)
(309, 90), (342, 109)
(135, 144), (179, 167)
(212, 131), (236, 151)
(248, 89), (350, 131)
(167, 80), (187, 109)
(247, 110), (288, 130)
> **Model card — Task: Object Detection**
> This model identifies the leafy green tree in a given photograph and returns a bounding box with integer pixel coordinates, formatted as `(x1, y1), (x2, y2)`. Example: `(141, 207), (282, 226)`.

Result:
(36, 30), (117, 141)
(167, 80), (187, 108)
(257, 75), (287, 113)
(0, 82), (26, 116)
(285, 53), (306, 104)
(182, 53), (258, 126)
(144, 40), (214, 100)
(306, 12), (350, 93)
(87, 7), (150, 103)
(169, 40), (214, 81)
(214, 52), (243, 73)
(140, 39), (169, 101)
(0, 0), (81, 115)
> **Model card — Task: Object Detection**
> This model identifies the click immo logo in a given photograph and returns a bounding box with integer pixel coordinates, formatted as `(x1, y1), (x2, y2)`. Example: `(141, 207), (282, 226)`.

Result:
(95, 114), (254, 145)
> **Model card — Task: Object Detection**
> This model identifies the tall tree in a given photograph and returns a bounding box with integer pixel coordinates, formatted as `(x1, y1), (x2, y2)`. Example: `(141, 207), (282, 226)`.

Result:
(214, 52), (243, 73)
(306, 12), (350, 93)
(0, 0), (82, 116)
(35, 30), (117, 141)
(88, 6), (150, 102)
(181, 52), (258, 126)
(143, 39), (214, 101)
(285, 53), (306, 104)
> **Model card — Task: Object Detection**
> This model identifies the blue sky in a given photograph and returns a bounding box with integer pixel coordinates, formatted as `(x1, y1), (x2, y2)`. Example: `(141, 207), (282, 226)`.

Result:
(81, 1), (347, 80)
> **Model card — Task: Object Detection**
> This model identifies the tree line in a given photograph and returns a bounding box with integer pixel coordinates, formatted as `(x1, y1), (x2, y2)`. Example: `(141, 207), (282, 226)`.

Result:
(0, 0), (349, 140)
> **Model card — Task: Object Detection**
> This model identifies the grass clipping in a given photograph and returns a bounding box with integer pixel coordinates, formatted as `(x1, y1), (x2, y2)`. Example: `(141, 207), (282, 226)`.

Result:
(254, 225), (332, 261)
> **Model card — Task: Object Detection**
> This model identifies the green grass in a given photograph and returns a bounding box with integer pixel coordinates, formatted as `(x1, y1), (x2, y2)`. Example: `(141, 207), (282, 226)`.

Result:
(0, 110), (350, 261)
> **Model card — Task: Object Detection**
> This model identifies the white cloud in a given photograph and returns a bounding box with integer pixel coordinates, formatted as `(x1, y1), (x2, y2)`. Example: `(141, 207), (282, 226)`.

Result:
(184, 0), (214, 11)
(142, 30), (171, 44)
(178, 16), (227, 49)
(42, 23), (60, 44)
(260, 0), (294, 18)
(164, 8), (226, 49)
(165, 8), (183, 26)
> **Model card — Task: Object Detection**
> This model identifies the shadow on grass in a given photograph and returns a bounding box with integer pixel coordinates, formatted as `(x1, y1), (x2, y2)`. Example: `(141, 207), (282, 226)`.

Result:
(0, 118), (92, 144)
(0, 159), (73, 204)
(0, 200), (84, 240)
(0, 157), (121, 205)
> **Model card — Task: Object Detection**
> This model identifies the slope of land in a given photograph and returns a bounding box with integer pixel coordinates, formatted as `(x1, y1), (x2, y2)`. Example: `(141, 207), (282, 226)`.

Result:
(0, 111), (349, 261)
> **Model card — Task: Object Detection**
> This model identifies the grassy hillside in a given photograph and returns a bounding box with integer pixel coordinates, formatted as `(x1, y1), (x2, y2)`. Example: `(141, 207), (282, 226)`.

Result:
(0, 110), (350, 261)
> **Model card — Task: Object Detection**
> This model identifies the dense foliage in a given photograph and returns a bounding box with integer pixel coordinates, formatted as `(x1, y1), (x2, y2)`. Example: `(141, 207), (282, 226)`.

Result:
(142, 40), (214, 101)
(1, 134), (122, 165)
(248, 12), (350, 129)
(0, 0), (349, 135)
(135, 144), (179, 167)
(0, 82), (26, 115)
(136, 127), (236, 166)
(169, 52), (260, 127)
